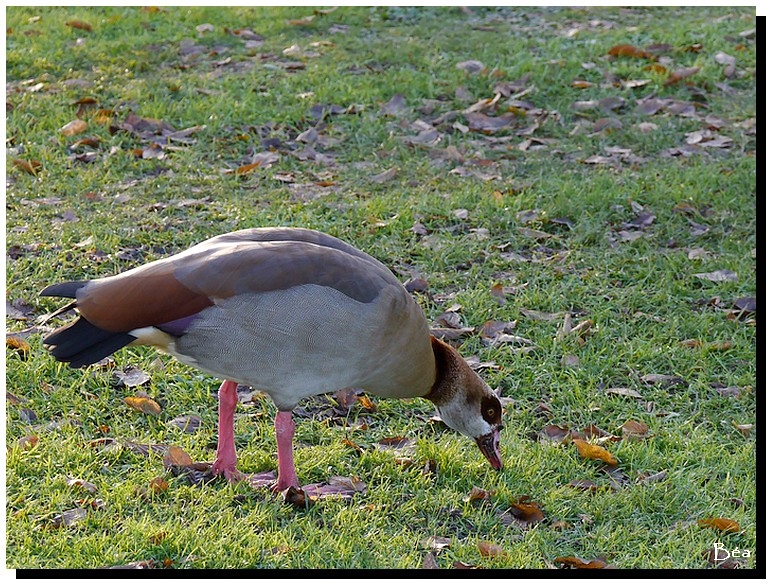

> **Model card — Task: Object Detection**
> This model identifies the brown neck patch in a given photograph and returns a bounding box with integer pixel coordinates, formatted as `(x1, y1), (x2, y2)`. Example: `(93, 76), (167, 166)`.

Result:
(424, 336), (460, 407)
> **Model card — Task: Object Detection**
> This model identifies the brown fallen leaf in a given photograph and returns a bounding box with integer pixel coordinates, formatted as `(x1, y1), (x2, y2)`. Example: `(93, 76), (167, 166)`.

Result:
(464, 486), (494, 503)
(508, 495), (546, 526)
(664, 66), (701, 86)
(732, 421), (753, 437)
(569, 479), (599, 492)
(555, 556), (611, 569)
(422, 552), (440, 569)
(6, 336), (30, 358)
(621, 420), (649, 439)
(477, 540), (506, 558)
(162, 445), (194, 468)
(149, 476), (169, 494)
(573, 439), (618, 466)
(167, 415), (202, 434)
(697, 517), (741, 533)
(65, 19), (92, 32)
(12, 159), (42, 175)
(17, 435), (39, 450)
(124, 395), (161, 416)
(608, 44), (654, 59)
(60, 119), (88, 136)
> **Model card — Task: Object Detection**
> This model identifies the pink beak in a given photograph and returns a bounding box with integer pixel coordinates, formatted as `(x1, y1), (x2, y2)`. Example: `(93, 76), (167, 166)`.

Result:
(475, 427), (503, 470)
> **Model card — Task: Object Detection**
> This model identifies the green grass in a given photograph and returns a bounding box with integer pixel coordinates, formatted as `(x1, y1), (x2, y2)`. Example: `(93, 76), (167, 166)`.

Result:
(6, 6), (756, 570)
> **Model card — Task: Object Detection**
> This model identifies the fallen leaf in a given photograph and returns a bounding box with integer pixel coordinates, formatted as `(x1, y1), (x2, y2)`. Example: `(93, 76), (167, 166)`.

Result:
(569, 479), (599, 491)
(162, 445), (193, 468)
(508, 495), (546, 526)
(641, 373), (686, 388)
(573, 439), (618, 466)
(423, 535), (452, 553)
(608, 44), (653, 59)
(621, 420), (649, 439)
(464, 486), (494, 503)
(371, 167), (398, 183)
(149, 477), (169, 494)
(12, 159), (42, 175)
(664, 66), (700, 86)
(6, 336), (30, 358)
(167, 415), (202, 434)
(50, 507), (88, 528)
(477, 540), (506, 558)
(422, 552), (440, 569)
(65, 19), (92, 32)
(124, 395), (161, 416)
(283, 485), (315, 508)
(114, 367), (151, 388)
(732, 421), (753, 437)
(694, 269), (738, 282)
(60, 119), (88, 136)
(288, 15), (315, 26)
(697, 517), (741, 533)
(456, 59), (486, 74)
(520, 308), (564, 321)
(381, 94), (407, 116)
(555, 556), (611, 569)
(18, 435), (39, 449)
(538, 424), (582, 444)
(66, 477), (98, 493)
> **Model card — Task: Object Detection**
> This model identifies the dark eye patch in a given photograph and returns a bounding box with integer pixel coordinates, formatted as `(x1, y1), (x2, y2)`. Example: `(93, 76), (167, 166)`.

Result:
(481, 395), (502, 425)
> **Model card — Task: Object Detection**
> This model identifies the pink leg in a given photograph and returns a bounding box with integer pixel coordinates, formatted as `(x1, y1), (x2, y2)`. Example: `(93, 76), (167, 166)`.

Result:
(273, 411), (299, 491)
(211, 380), (245, 482)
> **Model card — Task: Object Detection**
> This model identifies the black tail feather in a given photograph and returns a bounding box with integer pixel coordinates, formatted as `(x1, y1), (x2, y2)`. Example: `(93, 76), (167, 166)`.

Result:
(40, 281), (88, 299)
(43, 317), (135, 368)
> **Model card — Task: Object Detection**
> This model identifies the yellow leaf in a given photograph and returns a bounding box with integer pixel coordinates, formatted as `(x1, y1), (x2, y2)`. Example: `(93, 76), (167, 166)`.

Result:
(573, 438), (618, 466)
(124, 395), (161, 416)
(697, 517), (741, 533)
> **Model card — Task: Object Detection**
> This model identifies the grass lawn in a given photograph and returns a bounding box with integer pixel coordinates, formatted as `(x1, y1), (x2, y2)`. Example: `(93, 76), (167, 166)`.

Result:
(5, 6), (757, 571)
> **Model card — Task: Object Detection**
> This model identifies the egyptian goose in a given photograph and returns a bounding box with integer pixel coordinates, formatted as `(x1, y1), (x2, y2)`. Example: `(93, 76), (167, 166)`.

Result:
(41, 228), (503, 493)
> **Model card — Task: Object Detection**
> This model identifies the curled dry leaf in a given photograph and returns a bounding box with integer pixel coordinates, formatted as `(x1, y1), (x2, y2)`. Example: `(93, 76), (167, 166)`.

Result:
(508, 495), (546, 526)
(283, 485), (315, 508)
(573, 439), (618, 466)
(697, 517), (741, 533)
(464, 486), (494, 503)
